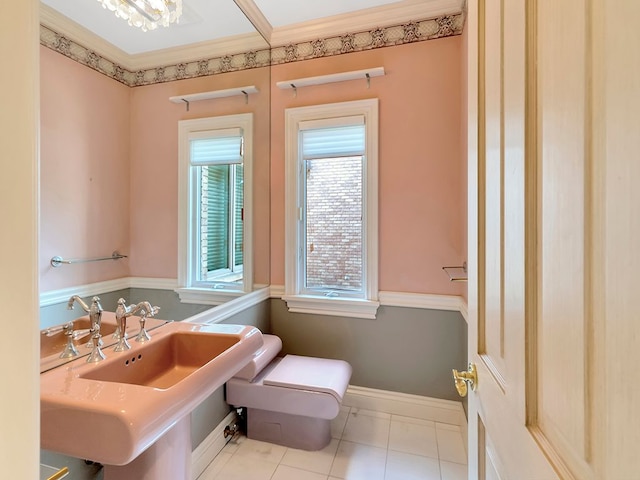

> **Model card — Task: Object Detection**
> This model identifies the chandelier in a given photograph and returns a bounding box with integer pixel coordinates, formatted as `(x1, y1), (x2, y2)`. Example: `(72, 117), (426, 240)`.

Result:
(97, 0), (183, 32)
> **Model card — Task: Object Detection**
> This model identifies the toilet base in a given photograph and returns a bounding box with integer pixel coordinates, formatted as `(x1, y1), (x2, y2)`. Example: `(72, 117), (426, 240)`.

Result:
(247, 408), (331, 451)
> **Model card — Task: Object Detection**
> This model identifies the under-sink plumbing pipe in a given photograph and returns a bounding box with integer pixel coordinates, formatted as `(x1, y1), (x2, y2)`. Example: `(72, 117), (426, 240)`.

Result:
(223, 408), (246, 442)
(223, 422), (239, 439)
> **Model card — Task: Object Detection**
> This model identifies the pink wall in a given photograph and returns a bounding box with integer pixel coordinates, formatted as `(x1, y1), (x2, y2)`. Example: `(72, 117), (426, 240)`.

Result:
(271, 37), (466, 296)
(40, 35), (465, 298)
(40, 48), (270, 292)
(128, 67), (271, 284)
(40, 46), (131, 292)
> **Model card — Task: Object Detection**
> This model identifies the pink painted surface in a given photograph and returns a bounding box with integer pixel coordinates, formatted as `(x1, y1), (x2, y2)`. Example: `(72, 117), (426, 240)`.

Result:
(40, 46), (131, 292)
(128, 67), (271, 282)
(270, 37), (466, 296)
(41, 36), (465, 297)
(40, 48), (270, 290)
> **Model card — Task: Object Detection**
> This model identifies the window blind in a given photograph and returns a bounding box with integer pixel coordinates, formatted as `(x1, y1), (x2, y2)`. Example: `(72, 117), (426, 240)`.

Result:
(300, 122), (365, 160)
(190, 127), (243, 165)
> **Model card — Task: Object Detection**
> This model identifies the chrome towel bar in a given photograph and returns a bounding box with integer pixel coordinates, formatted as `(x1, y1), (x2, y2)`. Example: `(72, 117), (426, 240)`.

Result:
(50, 251), (127, 268)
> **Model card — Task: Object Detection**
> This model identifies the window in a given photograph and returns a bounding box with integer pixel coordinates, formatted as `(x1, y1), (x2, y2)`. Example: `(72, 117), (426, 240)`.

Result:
(177, 114), (253, 305)
(283, 99), (379, 319)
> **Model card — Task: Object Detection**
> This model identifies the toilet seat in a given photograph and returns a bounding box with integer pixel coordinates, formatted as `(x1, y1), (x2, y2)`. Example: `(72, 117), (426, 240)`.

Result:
(263, 354), (351, 403)
(226, 334), (352, 421)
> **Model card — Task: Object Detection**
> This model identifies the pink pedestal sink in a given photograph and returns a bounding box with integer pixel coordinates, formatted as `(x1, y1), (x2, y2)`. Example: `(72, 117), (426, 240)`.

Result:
(40, 321), (263, 479)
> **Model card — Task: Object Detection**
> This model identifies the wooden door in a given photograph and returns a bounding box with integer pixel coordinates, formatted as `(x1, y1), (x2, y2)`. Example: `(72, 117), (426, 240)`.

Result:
(466, 0), (640, 478)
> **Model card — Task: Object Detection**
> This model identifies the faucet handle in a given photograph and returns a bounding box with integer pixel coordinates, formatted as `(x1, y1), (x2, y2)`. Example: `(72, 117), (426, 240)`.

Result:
(59, 322), (80, 359)
(86, 328), (106, 363)
(135, 310), (152, 343)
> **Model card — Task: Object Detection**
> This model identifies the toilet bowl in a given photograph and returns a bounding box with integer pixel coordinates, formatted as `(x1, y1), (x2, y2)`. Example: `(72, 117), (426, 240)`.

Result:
(226, 334), (352, 451)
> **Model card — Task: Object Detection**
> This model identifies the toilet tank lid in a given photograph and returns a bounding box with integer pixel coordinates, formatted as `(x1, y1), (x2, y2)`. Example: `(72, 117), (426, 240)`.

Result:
(233, 334), (282, 381)
(263, 355), (352, 402)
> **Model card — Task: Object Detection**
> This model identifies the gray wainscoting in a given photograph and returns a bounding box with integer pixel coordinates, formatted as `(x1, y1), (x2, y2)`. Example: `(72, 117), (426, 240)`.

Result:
(270, 299), (468, 402)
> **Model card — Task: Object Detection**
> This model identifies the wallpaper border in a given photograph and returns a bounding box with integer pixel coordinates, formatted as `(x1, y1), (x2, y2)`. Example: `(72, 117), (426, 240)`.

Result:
(40, 12), (464, 88)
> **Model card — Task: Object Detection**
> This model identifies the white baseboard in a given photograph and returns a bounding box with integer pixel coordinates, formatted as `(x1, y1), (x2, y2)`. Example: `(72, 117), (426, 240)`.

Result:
(191, 411), (236, 480)
(343, 385), (467, 426)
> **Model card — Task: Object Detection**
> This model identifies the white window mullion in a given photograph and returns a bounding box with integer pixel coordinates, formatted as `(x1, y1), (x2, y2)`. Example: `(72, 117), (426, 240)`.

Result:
(177, 113), (253, 304)
(283, 100), (380, 319)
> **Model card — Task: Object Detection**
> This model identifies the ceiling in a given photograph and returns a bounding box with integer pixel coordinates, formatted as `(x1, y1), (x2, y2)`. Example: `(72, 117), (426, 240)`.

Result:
(40, 0), (463, 58)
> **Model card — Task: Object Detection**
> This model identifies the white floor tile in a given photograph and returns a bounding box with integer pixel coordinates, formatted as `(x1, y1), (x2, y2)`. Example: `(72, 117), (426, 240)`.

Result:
(280, 438), (339, 475)
(388, 418), (439, 459)
(202, 398), (469, 480)
(212, 454), (278, 480)
(233, 437), (288, 464)
(342, 409), (391, 448)
(440, 460), (468, 480)
(329, 440), (387, 480)
(350, 408), (392, 420)
(435, 423), (467, 464)
(221, 435), (246, 455)
(197, 451), (232, 480)
(384, 450), (441, 480)
(390, 414), (436, 427)
(272, 464), (330, 480)
(332, 406), (351, 438)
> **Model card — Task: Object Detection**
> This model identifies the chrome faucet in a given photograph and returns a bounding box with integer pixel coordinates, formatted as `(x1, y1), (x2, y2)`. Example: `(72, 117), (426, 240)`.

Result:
(67, 295), (103, 348)
(59, 322), (80, 359)
(113, 298), (160, 351)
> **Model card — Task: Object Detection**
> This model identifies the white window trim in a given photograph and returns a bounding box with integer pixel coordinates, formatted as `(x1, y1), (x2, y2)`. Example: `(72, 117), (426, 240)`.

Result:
(176, 113), (253, 305)
(283, 99), (379, 319)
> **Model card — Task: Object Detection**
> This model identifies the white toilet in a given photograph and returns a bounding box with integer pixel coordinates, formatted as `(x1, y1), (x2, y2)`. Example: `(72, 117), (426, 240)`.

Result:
(226, 334), (352, 451)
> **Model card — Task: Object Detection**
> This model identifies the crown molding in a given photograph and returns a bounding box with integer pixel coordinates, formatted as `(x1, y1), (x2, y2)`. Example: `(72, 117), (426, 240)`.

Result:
(233, 0), (273, 46)
(40, 4), (269, 72)
(269, 0), (464, 47)
(40, 3), (131, 67)
(127, 31), (268, 71)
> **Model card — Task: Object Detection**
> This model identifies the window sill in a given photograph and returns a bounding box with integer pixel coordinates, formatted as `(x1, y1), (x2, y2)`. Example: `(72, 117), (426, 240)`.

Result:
(281, 294), (380, 319)
(175, 287), (245, 306)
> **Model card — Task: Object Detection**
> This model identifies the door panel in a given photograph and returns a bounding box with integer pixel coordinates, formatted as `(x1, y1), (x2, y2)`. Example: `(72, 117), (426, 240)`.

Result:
(468, 0), (640, 478)
(480, 0), (506, 386)
(533, 1), (593, 476)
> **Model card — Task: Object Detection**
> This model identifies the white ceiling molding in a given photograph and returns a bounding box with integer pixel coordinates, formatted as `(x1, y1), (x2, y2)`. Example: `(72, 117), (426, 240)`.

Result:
(40, 3), (268, 72)
(233, 0), (273, 46)
(269, 0), (465, 47)
(126, 31), (268, 71)
(40, 4), (131, 68)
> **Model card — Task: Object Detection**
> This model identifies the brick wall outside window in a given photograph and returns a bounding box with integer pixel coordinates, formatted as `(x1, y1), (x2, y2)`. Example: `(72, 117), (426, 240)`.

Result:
(305, 156), (362, 290)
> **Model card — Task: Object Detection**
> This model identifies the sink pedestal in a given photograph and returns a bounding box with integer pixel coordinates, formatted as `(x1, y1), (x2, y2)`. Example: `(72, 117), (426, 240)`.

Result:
(103, 416), (191, 480)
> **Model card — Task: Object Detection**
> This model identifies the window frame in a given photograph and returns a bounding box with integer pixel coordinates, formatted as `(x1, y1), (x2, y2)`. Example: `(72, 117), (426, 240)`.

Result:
(176, 113), (253, 305)
(283, 99), (379, 319)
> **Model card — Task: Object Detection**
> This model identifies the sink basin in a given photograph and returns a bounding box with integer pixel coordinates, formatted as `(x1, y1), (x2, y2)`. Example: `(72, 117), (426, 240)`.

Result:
(81, 331), (241, 389)
(40, 322), (263, 466)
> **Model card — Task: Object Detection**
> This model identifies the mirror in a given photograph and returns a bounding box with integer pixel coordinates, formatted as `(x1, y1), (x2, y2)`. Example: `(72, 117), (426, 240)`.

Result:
(38, 0), (270, 338)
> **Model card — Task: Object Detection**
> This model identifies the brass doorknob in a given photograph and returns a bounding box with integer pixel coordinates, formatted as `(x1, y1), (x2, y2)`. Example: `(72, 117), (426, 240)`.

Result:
(452, 363), (477, 397)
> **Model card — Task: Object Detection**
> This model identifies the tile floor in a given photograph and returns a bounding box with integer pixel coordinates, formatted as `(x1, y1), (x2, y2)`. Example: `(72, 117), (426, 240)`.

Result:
(197, 406), (468, 480)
